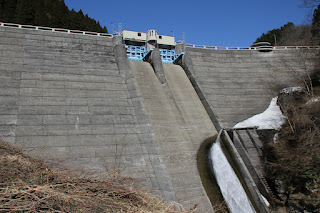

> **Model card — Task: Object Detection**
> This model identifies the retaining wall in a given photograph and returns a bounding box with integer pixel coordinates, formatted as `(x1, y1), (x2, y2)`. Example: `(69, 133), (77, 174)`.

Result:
(181, 47), (318, 128)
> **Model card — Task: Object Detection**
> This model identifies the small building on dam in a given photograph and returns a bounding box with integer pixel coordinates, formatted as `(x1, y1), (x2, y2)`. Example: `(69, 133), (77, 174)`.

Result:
(0, 22), (318, 212)
(122, 29), (176, 63)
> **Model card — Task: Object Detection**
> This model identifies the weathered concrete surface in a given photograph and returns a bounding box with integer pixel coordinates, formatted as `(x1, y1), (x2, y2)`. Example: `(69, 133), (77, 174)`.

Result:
(2, 24), (318, 212)
(181, 47), (318, 128)
(129, 61), (217, 211)
(0, 26), (176, 201)
(231, 129), (272, 203)
(221, 130), (270, 213)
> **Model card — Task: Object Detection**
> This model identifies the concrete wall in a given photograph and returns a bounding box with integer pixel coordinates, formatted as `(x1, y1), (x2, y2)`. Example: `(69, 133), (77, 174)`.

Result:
(1, 25), (319, 212)
(0, 26), (176, 201)
(181, 47), (318, 128)
(129, 61), (217, 211)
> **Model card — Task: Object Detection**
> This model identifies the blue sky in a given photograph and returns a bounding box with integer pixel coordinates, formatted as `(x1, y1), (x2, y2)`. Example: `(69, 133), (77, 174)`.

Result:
(65, 0), (310, 47)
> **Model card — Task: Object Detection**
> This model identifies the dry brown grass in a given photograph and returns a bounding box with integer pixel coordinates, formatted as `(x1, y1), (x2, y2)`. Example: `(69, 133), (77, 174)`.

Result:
(0, 141), (188, 213)
(264, 87), (320, 212)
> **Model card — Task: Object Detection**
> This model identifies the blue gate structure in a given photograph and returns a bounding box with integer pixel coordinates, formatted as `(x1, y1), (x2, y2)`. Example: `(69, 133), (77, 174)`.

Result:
(125, 45), (146, 61)
(160, 49), (175, 64)
(125, 45), (177, 64)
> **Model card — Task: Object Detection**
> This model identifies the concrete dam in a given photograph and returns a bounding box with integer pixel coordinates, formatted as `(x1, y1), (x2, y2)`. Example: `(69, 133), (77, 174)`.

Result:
(0, 23), (318, 212)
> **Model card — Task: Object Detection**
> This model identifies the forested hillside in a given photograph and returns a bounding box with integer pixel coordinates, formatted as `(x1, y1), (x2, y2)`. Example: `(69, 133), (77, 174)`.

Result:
(254, 22), (312, 46)
(0, 0), (108, 33)
(254, 4), (320, 46)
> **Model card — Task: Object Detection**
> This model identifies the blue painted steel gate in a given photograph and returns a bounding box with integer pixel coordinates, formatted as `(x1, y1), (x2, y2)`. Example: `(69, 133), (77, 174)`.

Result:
(125, 45), (176, 64)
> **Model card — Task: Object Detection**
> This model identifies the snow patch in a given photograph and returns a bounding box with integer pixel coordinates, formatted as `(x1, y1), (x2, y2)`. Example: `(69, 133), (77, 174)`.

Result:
(259, 193), (270, 207)
(307, 97), (319, 104)
(234, 97), (287, 130)
(273, 133), (279, 144)
(280, 87), (303, 94)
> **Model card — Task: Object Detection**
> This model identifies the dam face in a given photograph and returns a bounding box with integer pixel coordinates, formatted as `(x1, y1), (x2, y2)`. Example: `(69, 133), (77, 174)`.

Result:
(129, 61), (217, 210)
(181, 47), (318, 129)
(0, 26), (176, 202)
(0, 25), (318, 211)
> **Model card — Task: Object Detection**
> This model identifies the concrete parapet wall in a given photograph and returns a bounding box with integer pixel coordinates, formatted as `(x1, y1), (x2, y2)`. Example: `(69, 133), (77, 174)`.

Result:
(181, 47), (319, 128)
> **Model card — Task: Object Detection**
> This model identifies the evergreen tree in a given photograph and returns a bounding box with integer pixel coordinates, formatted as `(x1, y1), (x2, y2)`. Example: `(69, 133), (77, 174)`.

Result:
(0, 0), (5, 20)
(33, 0), (48, 26)
(15, 0), (35, 25)
(0, 0), (108, 33)
(312, 4), (320, 45)
(0, 0), (18, 22)
(254, 22), (297, 46)
(49, 0), (69, 28)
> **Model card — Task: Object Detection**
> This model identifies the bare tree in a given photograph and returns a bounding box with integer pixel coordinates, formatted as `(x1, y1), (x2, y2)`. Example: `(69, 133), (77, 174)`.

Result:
(279, 25), (313, 46)
(302, 0), (320, 9)
(301, 0), (320, 22)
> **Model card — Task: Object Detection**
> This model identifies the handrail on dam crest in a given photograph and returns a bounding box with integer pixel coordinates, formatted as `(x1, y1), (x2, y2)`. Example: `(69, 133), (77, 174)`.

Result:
(176, 40), (320, 50)
(0, 22), (113, 38)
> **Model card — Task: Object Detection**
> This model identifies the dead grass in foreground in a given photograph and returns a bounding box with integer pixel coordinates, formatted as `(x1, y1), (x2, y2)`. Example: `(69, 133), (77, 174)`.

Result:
(0, 140), (188, 212)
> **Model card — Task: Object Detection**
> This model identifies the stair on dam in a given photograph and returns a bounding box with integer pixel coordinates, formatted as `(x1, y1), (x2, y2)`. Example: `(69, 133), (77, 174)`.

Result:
(233, 129), (264, 177)
(129, 61), (217, 212)
(231, 129), (271, 201)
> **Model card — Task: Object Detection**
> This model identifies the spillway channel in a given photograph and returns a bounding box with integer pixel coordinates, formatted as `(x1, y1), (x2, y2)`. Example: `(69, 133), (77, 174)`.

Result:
(210, 133), (256, 213)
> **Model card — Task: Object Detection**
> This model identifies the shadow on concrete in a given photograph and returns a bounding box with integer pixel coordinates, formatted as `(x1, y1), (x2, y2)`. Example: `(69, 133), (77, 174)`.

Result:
(196, 135), (229, 212)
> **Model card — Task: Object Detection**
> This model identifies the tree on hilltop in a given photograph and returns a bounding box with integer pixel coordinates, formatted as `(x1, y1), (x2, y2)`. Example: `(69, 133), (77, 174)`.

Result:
(0, 0), (18, 22)
(15, 0), (35, 25)
(254, 22), (298, 46)
(0, 0), (108, 33)
(312, 4), (320, 44)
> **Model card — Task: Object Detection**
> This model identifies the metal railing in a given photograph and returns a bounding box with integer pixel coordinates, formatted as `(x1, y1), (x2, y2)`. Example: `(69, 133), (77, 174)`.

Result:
(0, 22), (113, 38)
(2, 23), (319, 50)
(176, 40), (320, 50)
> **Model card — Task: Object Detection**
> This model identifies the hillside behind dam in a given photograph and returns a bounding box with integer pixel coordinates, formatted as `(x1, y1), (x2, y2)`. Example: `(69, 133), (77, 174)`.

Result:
(0, 24), (318, 211)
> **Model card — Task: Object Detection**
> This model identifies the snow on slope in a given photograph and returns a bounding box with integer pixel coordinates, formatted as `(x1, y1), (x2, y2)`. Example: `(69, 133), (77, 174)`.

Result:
(234, 97), (287, 130)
